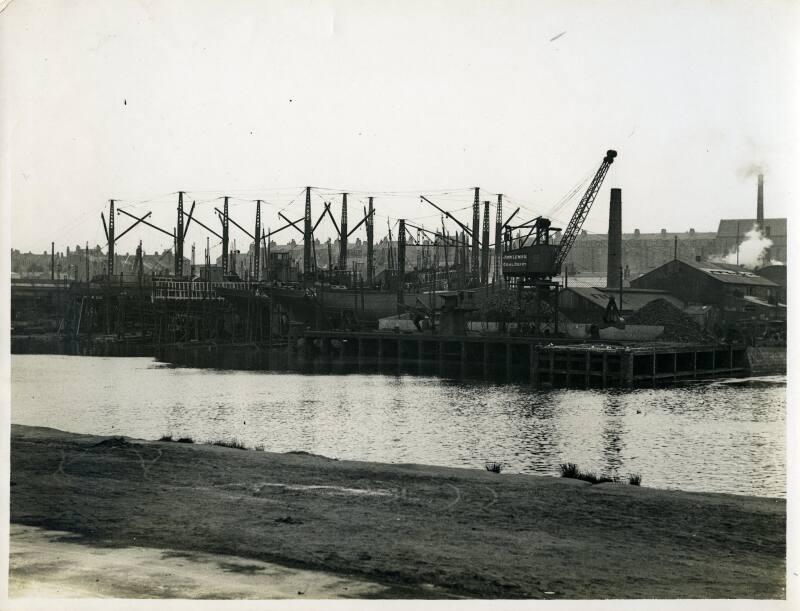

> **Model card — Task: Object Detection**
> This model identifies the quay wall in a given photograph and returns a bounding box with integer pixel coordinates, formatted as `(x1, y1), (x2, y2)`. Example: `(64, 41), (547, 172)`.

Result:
(152, 333), (753, 388)
(746, 346), (787, 375)
(12, 333), (784, 384)
(11, 335), (155, 357)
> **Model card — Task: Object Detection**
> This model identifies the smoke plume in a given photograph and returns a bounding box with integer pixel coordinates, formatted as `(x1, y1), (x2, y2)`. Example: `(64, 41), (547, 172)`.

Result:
(737, 162), (765, 179)
(711, 224), (776, 269)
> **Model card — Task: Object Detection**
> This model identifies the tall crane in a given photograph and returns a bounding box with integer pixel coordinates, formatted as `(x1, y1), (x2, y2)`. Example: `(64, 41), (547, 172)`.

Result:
(502, 149), (617, 281)
(553, 150), (617, 271)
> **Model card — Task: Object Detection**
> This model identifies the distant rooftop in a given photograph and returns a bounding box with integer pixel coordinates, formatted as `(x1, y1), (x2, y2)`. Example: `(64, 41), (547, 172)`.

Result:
(717, 218), (786, 238)
(574, 229), (717, 241)
(561, 286), (683, 311)
(678, 259), (779, 287)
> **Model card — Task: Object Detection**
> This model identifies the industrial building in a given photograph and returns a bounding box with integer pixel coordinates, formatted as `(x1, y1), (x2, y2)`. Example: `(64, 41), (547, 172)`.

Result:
(562, 228), (719, 277)
(756, 264), (787, 303)
(562, 173), (785, 276)
(629, 258), (783, 322)
(559, 219), (787, 279)
(716, 218), (786, 263)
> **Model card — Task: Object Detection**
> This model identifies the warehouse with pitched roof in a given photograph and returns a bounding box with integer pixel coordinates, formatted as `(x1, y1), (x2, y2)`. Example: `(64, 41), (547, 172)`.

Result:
(630, 259), (783, 321)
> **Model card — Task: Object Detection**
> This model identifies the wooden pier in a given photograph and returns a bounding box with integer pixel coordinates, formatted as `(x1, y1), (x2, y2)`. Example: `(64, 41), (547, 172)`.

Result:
(291, 329), (748, 387)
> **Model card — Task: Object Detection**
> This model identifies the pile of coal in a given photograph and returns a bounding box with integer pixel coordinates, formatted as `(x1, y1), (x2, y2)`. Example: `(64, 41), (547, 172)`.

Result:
(627, 299), (714, 343)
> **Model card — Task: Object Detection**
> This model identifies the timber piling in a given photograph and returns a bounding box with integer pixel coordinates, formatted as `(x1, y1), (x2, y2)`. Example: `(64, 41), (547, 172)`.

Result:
(160, 329), (747, 388)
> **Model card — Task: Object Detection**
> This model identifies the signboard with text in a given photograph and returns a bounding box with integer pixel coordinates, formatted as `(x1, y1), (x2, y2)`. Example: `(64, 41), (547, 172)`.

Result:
(502, 245), (560, 277)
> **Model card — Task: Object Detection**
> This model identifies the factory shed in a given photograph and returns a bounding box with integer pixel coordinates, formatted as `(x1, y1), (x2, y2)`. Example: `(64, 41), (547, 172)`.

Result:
(559, 287), (682, 324)
(756, 264), (787, 303)
(630, 259), (779, 318)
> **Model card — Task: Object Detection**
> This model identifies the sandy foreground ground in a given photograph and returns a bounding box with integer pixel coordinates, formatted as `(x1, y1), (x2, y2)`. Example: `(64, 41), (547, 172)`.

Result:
(9, 424), (785, 599)
(9, 523), (387, 598)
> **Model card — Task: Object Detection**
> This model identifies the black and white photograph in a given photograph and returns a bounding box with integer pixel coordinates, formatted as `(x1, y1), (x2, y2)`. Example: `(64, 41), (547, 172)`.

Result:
(1, 0), (795, 607)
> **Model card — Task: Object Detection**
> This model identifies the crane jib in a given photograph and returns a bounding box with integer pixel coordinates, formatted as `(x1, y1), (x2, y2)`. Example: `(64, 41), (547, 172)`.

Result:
(500, 149), (616, 279)
(553, 150), (617, 270)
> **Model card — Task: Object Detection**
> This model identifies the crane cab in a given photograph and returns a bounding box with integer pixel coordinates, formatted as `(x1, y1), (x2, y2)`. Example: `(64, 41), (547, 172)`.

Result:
(502, 244), (561, 279)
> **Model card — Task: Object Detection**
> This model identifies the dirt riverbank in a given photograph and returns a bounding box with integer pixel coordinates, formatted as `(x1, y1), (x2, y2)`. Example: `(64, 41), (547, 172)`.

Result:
(9, 524), (388, 598)
(10, 425), (785, 599)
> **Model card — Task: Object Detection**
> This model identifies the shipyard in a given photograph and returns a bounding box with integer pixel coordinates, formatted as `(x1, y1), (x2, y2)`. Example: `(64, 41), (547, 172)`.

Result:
(3, 0), (793, 606)
(10, 168), (787, 383)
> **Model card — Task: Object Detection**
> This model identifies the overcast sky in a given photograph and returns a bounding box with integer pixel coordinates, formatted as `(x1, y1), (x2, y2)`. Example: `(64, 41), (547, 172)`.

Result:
(2, 0), (798, 257)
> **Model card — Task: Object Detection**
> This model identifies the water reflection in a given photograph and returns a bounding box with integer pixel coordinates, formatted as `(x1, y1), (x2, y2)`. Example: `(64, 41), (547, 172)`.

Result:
(601, 395), (626, 476)
(10, 355), (786, 498)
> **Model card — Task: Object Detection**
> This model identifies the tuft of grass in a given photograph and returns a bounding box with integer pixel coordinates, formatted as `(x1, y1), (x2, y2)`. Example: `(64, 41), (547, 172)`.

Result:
(559, 463), (624, 485)
(158, 434), (173, 442)
(211, 438), (247, 450)
(628, 473), (642, 486)
(485, 461), (503, 473)
(559, 462), (580, 478)
(176, 437), (194, 444)
(581, 471), (599, 484)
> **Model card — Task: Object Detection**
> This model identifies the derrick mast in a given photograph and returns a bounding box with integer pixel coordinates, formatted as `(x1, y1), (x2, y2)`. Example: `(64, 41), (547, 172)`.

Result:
(175, 192), (184, 276)
(366, 197), (374, 284)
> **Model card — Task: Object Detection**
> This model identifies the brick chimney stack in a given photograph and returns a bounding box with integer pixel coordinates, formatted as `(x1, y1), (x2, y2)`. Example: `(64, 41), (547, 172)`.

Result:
(757, 174), (764, 228)
(606, 188), (622, 289)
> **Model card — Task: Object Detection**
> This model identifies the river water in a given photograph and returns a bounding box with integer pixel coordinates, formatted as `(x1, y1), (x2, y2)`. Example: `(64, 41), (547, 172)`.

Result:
(10, 355), (786, 498)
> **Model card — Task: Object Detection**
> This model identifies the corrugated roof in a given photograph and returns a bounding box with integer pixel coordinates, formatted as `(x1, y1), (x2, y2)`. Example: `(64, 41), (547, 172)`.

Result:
(562, 287), (683, 312)
(679, 259), (779, 286)
(756, 265), (787, 286)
